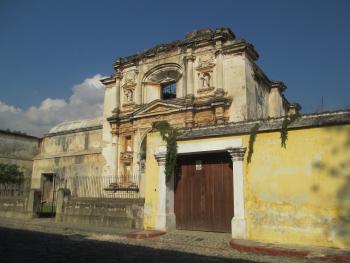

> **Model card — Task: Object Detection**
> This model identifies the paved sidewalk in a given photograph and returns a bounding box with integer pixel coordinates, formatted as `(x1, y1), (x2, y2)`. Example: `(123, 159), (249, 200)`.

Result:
(230, 239), (350, 262)
(0, 216), (347, 262)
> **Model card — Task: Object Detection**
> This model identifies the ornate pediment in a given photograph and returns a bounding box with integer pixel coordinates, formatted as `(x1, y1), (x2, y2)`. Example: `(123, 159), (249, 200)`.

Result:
(133, 100), (185, 119)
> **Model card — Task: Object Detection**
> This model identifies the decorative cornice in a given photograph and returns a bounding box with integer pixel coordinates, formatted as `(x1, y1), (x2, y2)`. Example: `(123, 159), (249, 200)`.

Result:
(178, 110), (350, 140)
(106, 96), (232, 124)
(100, 76), (116, 85)
(33, 148), (102, 160)
(44, 125), (102, 137)
(154, 153), (166, 165)
(113, 27), (235, 68)
(226, 147), (246, 162)
(222, 40), (259, 61)
(271, 81), (287, 92)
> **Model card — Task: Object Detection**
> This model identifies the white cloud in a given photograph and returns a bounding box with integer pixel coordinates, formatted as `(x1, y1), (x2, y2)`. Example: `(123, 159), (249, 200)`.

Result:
(0, 101), (21, 113)
(0, 74), (106, 136)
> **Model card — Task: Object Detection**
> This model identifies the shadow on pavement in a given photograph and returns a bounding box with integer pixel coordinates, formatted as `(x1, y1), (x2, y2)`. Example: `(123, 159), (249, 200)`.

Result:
(0, 227), (256, 263)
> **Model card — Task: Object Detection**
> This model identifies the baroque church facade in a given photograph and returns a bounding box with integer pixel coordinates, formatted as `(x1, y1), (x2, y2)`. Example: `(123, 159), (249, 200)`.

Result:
(26, 28), (350, 249)
(100, 27), (292, 188)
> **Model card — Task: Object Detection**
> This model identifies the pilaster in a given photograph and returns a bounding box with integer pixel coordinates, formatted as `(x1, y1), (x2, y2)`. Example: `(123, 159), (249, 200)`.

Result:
(115, 71), (122, 111)
(215, 45), (224, 89)
(227, 147), (247, 239)
(186, 54), (196, 95)
(154, 153), (176, 231)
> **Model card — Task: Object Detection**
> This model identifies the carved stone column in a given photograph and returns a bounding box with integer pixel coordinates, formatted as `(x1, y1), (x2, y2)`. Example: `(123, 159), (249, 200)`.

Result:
(154, 152), (176, 231)
(186, 55), (196, 95)
(227, 147), (247, 239)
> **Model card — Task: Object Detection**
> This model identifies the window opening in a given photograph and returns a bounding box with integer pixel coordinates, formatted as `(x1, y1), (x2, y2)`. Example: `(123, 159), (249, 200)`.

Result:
(161, 82), (176, 100)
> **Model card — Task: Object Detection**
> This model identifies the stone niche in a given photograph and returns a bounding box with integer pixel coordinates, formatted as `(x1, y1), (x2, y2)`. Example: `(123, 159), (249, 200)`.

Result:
(196, 54), (215, 95)
(121, 70), (138, 110)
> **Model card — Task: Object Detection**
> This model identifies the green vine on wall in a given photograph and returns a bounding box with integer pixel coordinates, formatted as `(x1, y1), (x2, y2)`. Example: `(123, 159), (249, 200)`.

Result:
(152, 121), (178, 181)
(280, 113), (300, 148)
(247, 124), (259, 163)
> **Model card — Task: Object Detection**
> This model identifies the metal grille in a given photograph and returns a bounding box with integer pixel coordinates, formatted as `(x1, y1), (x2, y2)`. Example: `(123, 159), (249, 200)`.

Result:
(37, 201), (56, 217)
(55, 174), (140, 199)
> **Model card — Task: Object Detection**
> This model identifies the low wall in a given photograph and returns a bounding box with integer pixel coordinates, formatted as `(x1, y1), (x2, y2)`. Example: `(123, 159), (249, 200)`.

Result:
(56, 194), (144, 229)
(0, 190), (40, 219)
(0, 196), (29, 218)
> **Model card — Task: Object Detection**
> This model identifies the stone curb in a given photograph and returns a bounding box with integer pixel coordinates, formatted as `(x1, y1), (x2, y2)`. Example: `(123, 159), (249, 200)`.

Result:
(229, 239), (350, 262)
(127, 231), (166, 239)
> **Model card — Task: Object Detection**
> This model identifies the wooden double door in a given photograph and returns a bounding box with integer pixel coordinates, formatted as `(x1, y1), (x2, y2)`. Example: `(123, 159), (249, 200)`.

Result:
(174, 152), (233, 232)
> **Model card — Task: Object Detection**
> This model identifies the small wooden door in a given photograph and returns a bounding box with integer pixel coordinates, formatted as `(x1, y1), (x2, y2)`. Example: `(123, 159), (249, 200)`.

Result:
(174, 152), (233, 232)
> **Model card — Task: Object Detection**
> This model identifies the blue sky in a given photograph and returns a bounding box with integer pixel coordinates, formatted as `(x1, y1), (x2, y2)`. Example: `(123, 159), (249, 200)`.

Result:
(0, 0), (349, 135)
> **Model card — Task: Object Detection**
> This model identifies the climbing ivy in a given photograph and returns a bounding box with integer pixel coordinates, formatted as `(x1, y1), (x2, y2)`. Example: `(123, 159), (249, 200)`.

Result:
(280, 113), (300, 148)
(247, 124), (259, 163)
(152, 121), (178, 181)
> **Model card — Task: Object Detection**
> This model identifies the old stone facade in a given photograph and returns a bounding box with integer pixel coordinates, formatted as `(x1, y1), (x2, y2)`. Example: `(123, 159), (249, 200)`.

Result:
(30, 118), (106, 196)
(0, 130), (39, 194)
(2, 27), (349, 250)
(0, 131), (39, 218)
(100, 28), (294, 190)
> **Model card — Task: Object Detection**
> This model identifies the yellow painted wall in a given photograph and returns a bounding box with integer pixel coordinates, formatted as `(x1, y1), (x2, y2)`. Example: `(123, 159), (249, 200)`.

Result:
(143, 124), (350, 249)
(245, 125), (350, 249)
(143, 132), (165, 229)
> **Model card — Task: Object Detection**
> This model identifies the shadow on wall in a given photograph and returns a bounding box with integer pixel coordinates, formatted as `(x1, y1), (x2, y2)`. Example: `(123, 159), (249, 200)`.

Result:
(312, 125), (350, 248)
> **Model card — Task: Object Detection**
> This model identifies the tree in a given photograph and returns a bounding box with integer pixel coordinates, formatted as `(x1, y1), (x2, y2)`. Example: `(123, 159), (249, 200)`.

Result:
(0, 163), (24, 190)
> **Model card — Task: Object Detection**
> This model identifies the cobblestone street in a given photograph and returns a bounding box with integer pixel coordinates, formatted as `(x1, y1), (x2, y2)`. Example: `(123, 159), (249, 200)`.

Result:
(0, 227), (257, 263)
(0, 221), (325, 263)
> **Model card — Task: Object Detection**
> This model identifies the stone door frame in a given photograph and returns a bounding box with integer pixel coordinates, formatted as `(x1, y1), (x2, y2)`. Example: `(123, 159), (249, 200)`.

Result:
(154, 138), (246, 239)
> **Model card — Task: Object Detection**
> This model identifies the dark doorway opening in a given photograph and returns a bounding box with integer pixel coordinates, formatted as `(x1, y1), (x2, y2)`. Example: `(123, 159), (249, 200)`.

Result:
(38, 173), (56, 217)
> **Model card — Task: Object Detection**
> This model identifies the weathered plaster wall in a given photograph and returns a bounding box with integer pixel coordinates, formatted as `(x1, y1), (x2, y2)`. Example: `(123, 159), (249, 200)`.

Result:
(245, 58), (270, 120)
(223, 53), (247, 122)
(102, 83), (118, 178)
(32, 154), (104, 193)
(0, 132), (39, 191)
(245, 125), (350, 249)
(268, 87), (284, 117)
(143, 124), (350, 249)
(56, 196), (144, 229)
(0, 196), (28, 218)
(40, 129), (101, 155)
(32, 129), (104, 195)
(143, 132), (164, 229)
